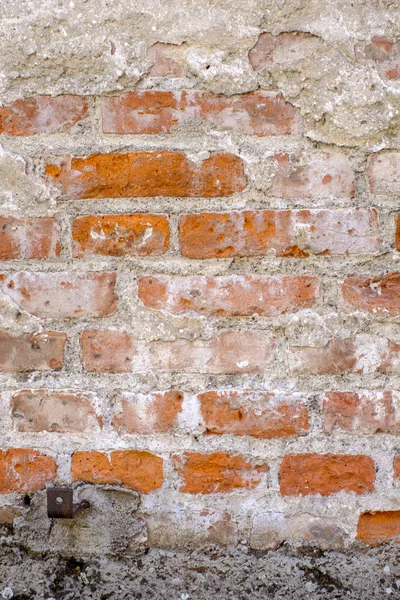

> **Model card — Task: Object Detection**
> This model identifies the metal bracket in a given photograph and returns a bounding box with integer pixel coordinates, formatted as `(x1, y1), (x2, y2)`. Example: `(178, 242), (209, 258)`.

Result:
(47, 487), (90, 519)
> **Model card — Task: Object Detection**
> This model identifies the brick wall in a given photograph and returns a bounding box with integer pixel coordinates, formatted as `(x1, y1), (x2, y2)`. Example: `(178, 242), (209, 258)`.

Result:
(1, 21), (400, 552)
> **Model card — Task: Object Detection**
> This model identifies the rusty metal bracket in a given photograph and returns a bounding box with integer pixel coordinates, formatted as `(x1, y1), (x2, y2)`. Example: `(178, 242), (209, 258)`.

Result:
(47, 487), (90, 519)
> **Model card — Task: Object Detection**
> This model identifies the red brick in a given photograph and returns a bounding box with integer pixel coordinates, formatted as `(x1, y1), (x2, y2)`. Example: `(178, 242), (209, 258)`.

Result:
(355, 37), (400, 82)
(102, 91), (299, 136)
(0, 217), (60, 259)
(289, 338), (357, 375)
(113, 390), (184, 434)
(0, 272), (117, 318)
(323, 391), (400, 434)
(138, 274), (320, 316)
(357, 511), (400, 546)
(0, 449), (56, 493)
(198, 391), (309, 438)
(342, 273), (400, 316)
(11, 390), (101, 433)
(0, 331), (66, 372)
(81, 329), (134, 373)
(173, 452), (268, 494)
(72, 214), (170, 257)
(82, 329), (274, 374)
(46, 152), (246, 199)
(280, 454), (375, 496)
(179, 209), (379, 259)
(147, 43), (185, 77)
(71, 450), (163, 493)
(270, 152), (354, 199)
(0, 96), (88, 136)
(249, 32), (323, 72)
(368, 153), (400, 195)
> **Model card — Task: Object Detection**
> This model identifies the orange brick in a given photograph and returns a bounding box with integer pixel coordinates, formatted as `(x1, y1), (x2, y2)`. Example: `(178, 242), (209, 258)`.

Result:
(0, 96), (88, 135)
(0, 272), (117, 318)
(138, 274), (319, 316)
(71, 450), (163, 493)
(46, 152), (246, 199)
(72, 214), (170, 257)
(113, 390), (184, 434)
(0, 217), (60, 259)
(0, 449), (56, 493)
(357, 511), (400, 546)
(342, 273), (400, 316)
(280, 454), (375, 496)
(173, 452), (268, 494)
(323, 391), (400, 434)
(198, 391), (309, 438)
(179, 209), (379, 259)
(0, 331), (66, 372)
(81, 329), (274, 374)
(12, 390), (101, 433)
(102, 91), (299, 136)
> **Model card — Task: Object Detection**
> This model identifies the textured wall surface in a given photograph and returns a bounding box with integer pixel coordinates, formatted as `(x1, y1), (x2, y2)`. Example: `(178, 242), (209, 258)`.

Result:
(1, 0), (400, 596)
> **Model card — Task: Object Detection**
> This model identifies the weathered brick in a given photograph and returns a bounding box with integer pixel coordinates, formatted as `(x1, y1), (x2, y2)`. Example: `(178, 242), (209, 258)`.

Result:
(393, 456), (400, 486)
(0, 217), (60, 259)
(198, 391), (309, 438)
(0, 95), (88, 135)
(251, 512), (346, 550)
(46, 152), (246, 199)
(357, 511), (400, 546)
(355, 37), (400, 81)
(378, 339), (400, 375)
(270, 152), (354, 199)
(102, 91), (299, 136)
(146, 508), (238, 547)
(0, 331), (66, 372)
(179, 209), (379, 259)
(368, 153), (400, 195)
(147, 42), (185, 77)
(71, 450), (163, 493)
(0, 272), (117, 318)
(72, 214), (170, 257)
(145, 330), (274, 374)
(138, 274), (319, 316)
(0, 449), (56, 493)
(342, 273), (400, 316)
(173, 452), (268, 494)
(113, 390), (184, 434)
(280, 454), (375, 496)
(249, 32), (323, 72)
(11, 390), (101, 433)
(81, 329), (274, 374)
(323, 391), (400, 434)
(81, 329), (134, 373)
(289, 338), (357, 375)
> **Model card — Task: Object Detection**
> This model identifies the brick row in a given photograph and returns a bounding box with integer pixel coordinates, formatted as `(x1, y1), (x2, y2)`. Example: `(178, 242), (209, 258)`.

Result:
(5, 388), (400, 437)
